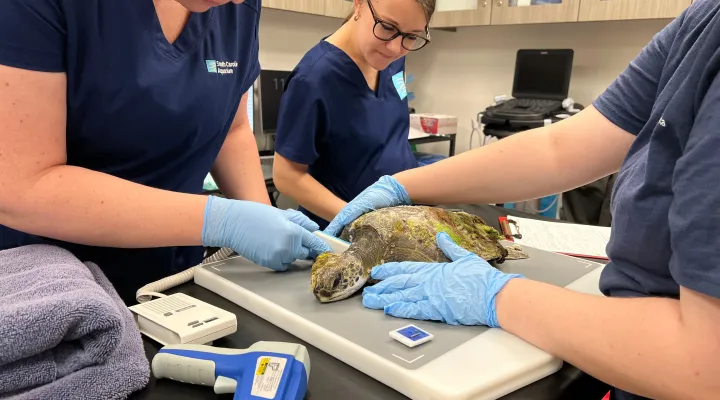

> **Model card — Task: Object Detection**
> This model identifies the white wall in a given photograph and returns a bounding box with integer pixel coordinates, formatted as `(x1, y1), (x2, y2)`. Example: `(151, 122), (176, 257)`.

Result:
(405, 18), (673, 154)
(259, 9), (342, 70)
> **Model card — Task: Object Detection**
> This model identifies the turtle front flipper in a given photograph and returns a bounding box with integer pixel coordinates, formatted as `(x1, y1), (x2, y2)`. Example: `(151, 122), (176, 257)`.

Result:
(366, 278), (381, 286)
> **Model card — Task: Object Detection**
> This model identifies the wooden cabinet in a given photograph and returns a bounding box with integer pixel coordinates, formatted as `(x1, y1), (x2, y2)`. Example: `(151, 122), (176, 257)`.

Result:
(263, 0), (690, 27)
(490, 0), (581, 25)
(430, 1), (492, 28)
(324, 0), (354, 19)
(263, 0), (326, 16)
(578, 0), (690, 22)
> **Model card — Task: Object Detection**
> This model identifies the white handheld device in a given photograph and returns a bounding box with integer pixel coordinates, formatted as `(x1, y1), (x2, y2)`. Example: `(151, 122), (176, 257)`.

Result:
(129, 293), (237, 345)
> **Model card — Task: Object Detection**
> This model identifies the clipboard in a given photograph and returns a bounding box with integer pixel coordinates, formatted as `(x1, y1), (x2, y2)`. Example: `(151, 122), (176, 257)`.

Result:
(498, 216), (521, 242)
(503, 215), (611, 260)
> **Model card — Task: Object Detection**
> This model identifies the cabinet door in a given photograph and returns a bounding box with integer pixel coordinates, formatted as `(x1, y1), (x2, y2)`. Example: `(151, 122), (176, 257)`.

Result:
(578, 0), (690, 22)
(263, 0), (326, 16)
(490, 0), (581, 25)
(324, 0), (354, 18)
(430, 0), (492, 28)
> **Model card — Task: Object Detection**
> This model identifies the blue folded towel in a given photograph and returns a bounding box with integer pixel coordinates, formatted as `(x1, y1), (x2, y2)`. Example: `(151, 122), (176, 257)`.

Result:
(0, 245), (150, 399)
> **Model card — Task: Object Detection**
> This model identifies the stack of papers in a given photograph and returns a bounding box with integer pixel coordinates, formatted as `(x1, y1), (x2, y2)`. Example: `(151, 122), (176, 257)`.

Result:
(408, 126), (431, 140)
(507, 215), (611, 259)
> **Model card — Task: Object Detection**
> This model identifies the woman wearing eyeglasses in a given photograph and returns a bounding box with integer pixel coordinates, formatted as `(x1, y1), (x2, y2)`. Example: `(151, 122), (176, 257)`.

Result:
(272, 0), (435, 229)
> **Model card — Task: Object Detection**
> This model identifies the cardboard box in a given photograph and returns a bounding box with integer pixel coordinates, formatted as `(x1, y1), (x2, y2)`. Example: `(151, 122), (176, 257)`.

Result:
(410, 113), (457, 135)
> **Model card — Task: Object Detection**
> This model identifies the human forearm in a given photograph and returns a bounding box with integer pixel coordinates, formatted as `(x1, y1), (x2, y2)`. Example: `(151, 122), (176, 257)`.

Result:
(211, 127), (271, 205)
(274, 164), (346, 222)
(395, 130), (571, 205)
(276, 174), (346, 221)
(496, 279), (720, 400)
(0, 165), (207, 248)
(395, 107), (634, 205)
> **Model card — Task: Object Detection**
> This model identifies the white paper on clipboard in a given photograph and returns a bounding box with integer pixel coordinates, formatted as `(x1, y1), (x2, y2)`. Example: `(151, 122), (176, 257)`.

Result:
(507, 215), (611, 259)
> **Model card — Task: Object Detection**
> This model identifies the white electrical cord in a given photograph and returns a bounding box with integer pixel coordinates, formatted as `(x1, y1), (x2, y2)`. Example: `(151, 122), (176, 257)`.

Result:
(469, 111), (486, 150)
(523, 194), (560, 215)
(470, 118), (481, 150)
(135, 247), (236, 303)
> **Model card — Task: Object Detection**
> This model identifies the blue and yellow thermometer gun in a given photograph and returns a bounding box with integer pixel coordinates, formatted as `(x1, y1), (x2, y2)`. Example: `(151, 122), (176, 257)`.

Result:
(152, 341), (310, 399)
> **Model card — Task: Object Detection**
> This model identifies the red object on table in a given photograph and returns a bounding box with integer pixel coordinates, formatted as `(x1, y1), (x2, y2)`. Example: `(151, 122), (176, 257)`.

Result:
(498, 216), (514, 242)
(420, 117), (438, 134)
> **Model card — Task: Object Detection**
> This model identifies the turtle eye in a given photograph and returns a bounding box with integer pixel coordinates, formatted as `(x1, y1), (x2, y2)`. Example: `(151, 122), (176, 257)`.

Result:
(332, 273), (342, 289)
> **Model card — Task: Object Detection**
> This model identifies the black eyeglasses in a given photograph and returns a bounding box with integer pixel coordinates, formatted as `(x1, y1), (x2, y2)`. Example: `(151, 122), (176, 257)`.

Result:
(366, 0), (431, 52)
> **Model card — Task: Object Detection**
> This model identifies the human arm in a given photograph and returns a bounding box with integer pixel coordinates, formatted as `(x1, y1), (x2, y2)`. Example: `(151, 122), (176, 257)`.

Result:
(0, 65), (208, 247)
(323, 107), (635, 236)
(0, 1), (208, 247)
(273, 75), (346, 221)
(495, 281), (720, 400)
(0, 0), (331, 269)
(398, 8), (678, 206)
(502, 20), (720, 397)
(0, 64), (329, 269)
(363, 15), (720, 395)
(210, 91), (271, 205)
(273, 154), (346, 222)
(363, 235), (720, 400)
(394, 106), (634, 205)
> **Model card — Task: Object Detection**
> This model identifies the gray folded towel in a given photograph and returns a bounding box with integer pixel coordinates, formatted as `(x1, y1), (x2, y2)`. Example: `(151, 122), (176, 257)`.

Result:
(0, 245), (150, 399)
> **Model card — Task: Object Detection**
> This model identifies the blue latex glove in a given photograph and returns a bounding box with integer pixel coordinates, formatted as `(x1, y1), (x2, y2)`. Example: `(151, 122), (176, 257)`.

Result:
(362, 232), (523, 327)
(286, 209), (324, 261)
(201, 196), (331, 271)
(324, 175), (411, 237)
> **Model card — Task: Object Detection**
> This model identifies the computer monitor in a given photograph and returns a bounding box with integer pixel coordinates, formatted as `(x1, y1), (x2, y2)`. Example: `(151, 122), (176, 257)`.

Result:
(256, 69), (292, 134)
(512, 49), (574, 101)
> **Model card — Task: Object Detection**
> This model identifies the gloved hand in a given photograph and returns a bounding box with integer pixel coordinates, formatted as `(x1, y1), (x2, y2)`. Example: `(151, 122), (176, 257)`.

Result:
(285, 209), (324, 261)
(201, 196), (331, 272)
(324, 175), (411, 237)
(362, 232), (523, 327)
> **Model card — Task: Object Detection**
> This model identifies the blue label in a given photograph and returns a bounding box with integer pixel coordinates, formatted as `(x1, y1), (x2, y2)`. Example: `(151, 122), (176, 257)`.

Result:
(392, 71), (407, 100)
(205, 60), (217, 73)
(397, 325), (429, 341)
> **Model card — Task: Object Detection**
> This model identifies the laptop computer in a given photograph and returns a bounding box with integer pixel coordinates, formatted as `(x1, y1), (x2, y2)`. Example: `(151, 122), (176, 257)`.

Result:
(487, 49), (574, 121)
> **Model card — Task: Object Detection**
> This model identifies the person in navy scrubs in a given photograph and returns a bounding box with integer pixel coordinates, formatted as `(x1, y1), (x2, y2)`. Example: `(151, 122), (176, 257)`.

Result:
(0, 0), (329, 304)
(325, 1), (720, 399)
(272, 0), (435, 229)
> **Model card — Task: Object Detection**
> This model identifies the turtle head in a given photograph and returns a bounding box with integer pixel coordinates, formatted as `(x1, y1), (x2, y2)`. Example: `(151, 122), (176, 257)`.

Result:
(310, 252), (367, 303)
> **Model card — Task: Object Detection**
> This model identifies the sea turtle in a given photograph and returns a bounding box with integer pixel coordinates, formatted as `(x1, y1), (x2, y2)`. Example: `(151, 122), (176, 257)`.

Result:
(310, 206), (529, 303)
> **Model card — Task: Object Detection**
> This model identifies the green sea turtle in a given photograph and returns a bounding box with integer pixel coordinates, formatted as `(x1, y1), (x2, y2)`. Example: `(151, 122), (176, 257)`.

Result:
(310, 206), (529, 303)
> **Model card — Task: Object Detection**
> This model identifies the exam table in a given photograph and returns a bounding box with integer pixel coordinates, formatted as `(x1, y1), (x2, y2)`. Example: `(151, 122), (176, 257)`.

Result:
(130, 204), (611, 400)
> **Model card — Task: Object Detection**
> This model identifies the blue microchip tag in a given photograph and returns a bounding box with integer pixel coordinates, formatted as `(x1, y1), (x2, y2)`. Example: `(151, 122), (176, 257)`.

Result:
(398, 326), (429, 341)
(390, 324), (433, 348)
(392, 71), (408, 100)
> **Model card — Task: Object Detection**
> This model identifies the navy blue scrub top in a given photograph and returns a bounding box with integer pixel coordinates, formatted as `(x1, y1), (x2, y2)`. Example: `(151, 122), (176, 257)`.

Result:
(274, 40), (419, 229)
(0, 0), (261, 303)
(592, 0), (720, 398)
